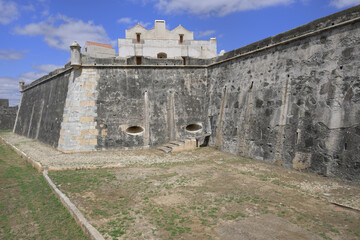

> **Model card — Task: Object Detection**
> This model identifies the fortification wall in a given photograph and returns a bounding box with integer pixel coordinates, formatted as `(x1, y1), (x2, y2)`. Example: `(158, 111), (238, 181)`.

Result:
(207, 16), (360, 182)
(57, 66), (208, 151)
(14, 69), (71, 147)
(12, 6), (360, 182)
(95, 67), (208, 150)
(0, 99), (18, 130)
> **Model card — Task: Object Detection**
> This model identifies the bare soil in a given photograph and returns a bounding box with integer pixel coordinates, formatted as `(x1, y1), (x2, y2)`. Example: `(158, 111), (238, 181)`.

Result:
(49, 148), (360, 240)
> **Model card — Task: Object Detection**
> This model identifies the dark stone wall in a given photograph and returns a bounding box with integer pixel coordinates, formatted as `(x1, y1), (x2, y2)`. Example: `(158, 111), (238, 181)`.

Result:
(0, 99), (18, 130)
(14, 70), (70, 147)
(95, 67), (208, 149)
(207, 21), (360, 183)
(12, 5), (360, 183)
(0, 99), (9, 107)
(214, 5), (360, 64)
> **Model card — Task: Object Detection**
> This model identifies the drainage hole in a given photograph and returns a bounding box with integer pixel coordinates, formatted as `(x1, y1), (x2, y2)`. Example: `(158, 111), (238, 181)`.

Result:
(186, 123), (202, 132)
(126, 126), (144, 135)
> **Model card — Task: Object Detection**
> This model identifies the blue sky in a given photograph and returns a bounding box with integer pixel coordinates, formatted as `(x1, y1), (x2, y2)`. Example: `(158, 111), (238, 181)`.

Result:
(0, 0), (359, 106)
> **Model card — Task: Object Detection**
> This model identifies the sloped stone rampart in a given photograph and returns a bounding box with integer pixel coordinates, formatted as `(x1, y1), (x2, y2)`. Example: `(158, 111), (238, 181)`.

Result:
(13, 6), (360, 183)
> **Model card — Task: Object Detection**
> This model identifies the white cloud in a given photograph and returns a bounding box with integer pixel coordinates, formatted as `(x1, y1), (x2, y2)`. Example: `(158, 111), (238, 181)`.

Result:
(0, 0), (19, 24)
(1, 63), (65, 105)
(117, 17), (151, 28)
(18, 64), (63, 85)
(330, 0), (360, 8)
(117, 17), (136, 24)
(33, 64), (63, 72)
(196, 30), (216, 38)
(0, 63), (64, 105)
(154, 0), (294, 16)
(0, 77), (21, 106)
(22, 4), (35, 11)
(14, 14), (113, 50)
(0, 49), (27, 60)
(19, 72), (47, 84)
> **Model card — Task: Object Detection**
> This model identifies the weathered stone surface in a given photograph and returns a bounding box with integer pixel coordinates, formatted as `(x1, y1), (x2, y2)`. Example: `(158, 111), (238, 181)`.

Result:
(208, 19), (360, 182)
(0, 99), (17, 130)
(58, 69), (99, 152)
(95, 67), (209, 150)
(13, 5), (360, 183)
(14, 70), (70, 147)
(292, 152), (312, 170)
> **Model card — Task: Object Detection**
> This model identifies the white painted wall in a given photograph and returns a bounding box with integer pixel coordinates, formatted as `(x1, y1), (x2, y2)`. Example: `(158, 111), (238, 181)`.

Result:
(118, 20), (217, 59)
(83, 44), (116, 58)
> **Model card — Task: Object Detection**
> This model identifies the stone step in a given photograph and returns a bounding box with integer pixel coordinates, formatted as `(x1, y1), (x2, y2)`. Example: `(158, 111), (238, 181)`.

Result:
(169, 140), (184, 146)
(157, 138), (198, 153)
(163, 143), (179, 148)
(157, 146), (172, 153)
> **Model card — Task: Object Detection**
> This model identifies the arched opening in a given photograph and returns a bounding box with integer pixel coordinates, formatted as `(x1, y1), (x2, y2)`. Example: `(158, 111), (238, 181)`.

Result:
(125, 126), (144, 135)
(157, 52), (167, 59)
(186, 123), (202, 133)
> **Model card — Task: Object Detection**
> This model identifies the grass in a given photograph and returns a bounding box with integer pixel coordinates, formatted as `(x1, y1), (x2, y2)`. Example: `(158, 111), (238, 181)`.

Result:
(0, 130), (12, 134)
(0, 140), (87, 240)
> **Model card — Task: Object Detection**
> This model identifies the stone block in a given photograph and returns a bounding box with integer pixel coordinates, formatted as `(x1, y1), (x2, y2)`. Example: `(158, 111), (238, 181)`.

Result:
(80, 117), (94, 123)
(70, 106), (81, 111)
(86, 92), (95, 98)
(71, 136), (82, 140)
(83, 82), (97, 91)
(81, 129), (98, 135)
(89, 139), (97, 145)
(78, 138), (97, 146)
(101, 129), (108, 136)
(80, 100), (95, 107)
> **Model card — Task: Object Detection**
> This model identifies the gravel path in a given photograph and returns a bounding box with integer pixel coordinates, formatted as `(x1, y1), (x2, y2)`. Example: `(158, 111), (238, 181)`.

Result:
(0, 132), (234, 169)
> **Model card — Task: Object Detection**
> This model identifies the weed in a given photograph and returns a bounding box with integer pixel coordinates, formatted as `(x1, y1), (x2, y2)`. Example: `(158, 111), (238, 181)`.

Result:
(319, 232), (332, 240)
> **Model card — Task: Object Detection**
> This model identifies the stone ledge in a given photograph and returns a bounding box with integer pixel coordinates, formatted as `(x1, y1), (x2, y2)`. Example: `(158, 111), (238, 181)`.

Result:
(22, 67), (72, 92)
(0, 135), (44, 173)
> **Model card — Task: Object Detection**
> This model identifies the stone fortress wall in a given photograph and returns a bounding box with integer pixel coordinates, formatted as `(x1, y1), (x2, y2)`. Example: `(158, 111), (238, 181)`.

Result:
(0, 99), (18, 130)
(13, 6), (360, 183)
(14, 68), (71, 147)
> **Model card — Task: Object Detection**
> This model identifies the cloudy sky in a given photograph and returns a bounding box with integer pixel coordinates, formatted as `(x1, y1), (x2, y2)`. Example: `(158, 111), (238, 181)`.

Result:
(0, 0), (359, 106)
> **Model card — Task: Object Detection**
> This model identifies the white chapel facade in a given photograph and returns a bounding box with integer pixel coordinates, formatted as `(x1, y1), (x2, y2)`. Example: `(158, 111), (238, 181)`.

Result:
(118, 20), (217, 59)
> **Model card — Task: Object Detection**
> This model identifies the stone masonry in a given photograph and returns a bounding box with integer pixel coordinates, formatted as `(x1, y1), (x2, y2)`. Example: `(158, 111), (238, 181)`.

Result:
(0, 99), (18, 130)
(13, 6), (360, 183)
(58, 69), (99, 152)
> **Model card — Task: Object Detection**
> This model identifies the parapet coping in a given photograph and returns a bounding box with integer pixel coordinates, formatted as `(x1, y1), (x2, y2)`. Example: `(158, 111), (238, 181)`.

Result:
(207, 15), (360, 67)
(81, 64), (207, 68)
(22, 67), (72, 92)
(21, 8), (360, 92)
(81, 15), (360, 69)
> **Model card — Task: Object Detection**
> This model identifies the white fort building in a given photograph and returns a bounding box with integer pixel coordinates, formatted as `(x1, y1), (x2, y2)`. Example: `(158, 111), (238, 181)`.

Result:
(83, 20), (217, 60)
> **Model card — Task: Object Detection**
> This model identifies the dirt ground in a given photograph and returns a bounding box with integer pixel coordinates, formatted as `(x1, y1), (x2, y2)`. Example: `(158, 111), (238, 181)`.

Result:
(49, 148), (360, 240)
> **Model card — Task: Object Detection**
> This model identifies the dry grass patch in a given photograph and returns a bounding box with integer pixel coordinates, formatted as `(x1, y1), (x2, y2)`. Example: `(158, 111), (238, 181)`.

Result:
(49, 148), (360, 240)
